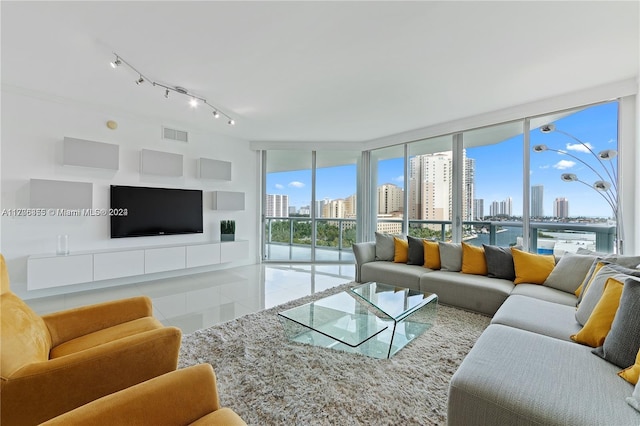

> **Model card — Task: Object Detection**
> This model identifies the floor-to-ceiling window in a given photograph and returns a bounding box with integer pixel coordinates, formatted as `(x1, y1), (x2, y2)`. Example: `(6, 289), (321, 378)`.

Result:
(529, 101), (620, 254)
(462, 121), (524, 248)
(263, 150), (358, 262)
(407, 135), (454, 241)
(371, 145), (405, 235)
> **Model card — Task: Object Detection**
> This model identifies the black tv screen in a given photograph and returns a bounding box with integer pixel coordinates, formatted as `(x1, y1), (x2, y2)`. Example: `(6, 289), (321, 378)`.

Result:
(110, 185), (203, 238)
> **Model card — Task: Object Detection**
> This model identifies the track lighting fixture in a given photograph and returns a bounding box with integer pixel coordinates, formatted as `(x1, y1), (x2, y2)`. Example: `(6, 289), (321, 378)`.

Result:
(109, 53), (236, 126)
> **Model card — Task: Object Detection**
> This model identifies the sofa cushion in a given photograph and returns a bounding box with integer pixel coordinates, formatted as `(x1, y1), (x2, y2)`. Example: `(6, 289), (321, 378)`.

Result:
(423, 240), (441, 269)
(629, 381), (640, 413)
(393, 236), (409, 263)
(461, 242), (487, 276)
(1, 292), (53, 378)
(360, 262), (427, 291)
(544, 252), (597, 294)
(374, 232), (396, 261)
(420, 271), (512, 316)
(509, 283), (577, 306)
(50, 317), (165, 358)
(576, 264), (640, 326)
(620, 349), (640, 385)
(439, 242), (462, 272)
(448, 324), (639, 426)
(570, 276), (623, 347)
(406, 236), (425, 265)
(511, 248), (555, 285)
(491, 295), (581, 341)
(592, 276), (640, 369)
(483, 244), (516, 281)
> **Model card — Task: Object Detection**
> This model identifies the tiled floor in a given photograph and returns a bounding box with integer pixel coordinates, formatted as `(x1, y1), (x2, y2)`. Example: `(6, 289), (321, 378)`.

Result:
(26, 263), (355, 334)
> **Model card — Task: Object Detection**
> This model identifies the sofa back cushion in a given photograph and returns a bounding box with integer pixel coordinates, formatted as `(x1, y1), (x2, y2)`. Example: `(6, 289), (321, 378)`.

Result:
(1, 292), (52, 378)
(544, 252), (597, 294)
(374, 232), (396, 261)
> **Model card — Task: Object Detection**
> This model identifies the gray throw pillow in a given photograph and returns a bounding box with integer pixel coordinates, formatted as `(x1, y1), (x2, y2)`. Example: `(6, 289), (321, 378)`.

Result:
(439, 242), (462, 272)
(407, 236), (425, 266)
(576, 264), (640, 326)
(483, 244), (516, 281)
(605, 255), (640, 269)
(374, 232), (395, 261)
(576, 257), (606, 305)
(592, 276), (640, 369)
(543, 252), (597, 294)
(628, 380), (640, 413)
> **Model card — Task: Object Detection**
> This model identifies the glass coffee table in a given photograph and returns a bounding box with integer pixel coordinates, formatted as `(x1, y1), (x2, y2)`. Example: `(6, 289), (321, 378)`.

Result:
(278, 282), (437, 359)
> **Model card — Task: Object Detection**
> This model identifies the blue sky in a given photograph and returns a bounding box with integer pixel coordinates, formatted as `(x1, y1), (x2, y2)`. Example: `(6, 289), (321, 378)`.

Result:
(267, 102), (618, 218)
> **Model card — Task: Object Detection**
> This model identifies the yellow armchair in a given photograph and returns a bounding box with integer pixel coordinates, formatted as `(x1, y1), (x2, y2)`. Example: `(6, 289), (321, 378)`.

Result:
(40, 364), (247, 426)
(0, 255), (182, 426)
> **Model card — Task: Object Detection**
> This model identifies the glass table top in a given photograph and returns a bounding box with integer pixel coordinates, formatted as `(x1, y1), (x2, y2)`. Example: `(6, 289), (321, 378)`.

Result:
(277, 291), (389, 347)
(350, 282), (437, 321)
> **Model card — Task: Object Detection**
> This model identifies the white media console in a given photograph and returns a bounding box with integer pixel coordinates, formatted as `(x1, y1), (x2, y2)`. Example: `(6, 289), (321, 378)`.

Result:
(27, 240), (249, 290)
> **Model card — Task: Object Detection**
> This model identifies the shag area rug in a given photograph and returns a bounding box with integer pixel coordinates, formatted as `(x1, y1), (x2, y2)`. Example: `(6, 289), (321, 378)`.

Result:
(179, 282), (491, 425)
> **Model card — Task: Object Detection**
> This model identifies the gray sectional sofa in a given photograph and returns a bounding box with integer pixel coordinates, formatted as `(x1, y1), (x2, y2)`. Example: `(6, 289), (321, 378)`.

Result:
(352, 240), (640, 426)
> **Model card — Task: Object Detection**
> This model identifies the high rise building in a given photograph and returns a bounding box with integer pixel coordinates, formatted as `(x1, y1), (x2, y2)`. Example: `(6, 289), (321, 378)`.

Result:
(490, 197), (512, 217)
(531, 185), (544, 218)
(408, 150), (474, 228)
(266, 194), (289, 218)
(474, 199), (484, 220)
(378, 183), (403, 214)
(554, 197), (569, 218)
(464, 157), (475, 221)
(288, 206), (297, 215)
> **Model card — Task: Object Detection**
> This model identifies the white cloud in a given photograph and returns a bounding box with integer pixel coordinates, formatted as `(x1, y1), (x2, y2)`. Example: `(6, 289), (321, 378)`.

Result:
(553, 160), (576, 170)
(274, 183), (284, 190)
(288, 181), (305, 188)
(393, 175), (404, 183)
(607, 138), (616, 144)
(539, 165), (550, 169)
(566, 142), (593, 153)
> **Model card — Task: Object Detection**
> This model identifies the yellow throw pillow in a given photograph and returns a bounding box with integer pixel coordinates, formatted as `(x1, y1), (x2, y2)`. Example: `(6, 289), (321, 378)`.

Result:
(574, 284), (583, 298)
(393, 236), (409, 263)
(461, 242), (487, 275)
(619, 348), (640, 385)
(511, 248), (556, 285)
(423, 240), (441, 270)
(577, 262), (606, 302)
(570, 277), (623, 347)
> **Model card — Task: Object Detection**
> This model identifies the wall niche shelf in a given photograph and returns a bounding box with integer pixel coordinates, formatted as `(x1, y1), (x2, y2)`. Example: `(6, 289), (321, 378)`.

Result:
(198, 158), (231, 180)
(30, 179), (93, 209)
(140, 149), (183, 176)
(27, 240), (249, 290)
(63, 137), (119, 170)
(212, 191), (245, 210)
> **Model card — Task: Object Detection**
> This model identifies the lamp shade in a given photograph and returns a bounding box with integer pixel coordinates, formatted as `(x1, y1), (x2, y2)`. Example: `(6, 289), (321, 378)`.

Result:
(561, 173), (578, 182)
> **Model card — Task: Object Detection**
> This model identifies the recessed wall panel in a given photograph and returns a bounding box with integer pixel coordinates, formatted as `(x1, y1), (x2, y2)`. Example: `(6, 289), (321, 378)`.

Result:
(140, 149), (183, 177)
(63, 137), (119, 170)
(30, 179), (93, 209)
(198, 158), (231, 180)
(212, 191), (245, 210)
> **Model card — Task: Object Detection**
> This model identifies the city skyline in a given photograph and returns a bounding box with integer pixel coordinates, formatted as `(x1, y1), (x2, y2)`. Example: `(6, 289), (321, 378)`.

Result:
(266, 102), (618, 219)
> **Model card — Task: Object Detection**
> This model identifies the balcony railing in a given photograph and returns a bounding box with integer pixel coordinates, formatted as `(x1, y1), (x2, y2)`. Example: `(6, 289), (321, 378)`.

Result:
(265, 217), (617, 260)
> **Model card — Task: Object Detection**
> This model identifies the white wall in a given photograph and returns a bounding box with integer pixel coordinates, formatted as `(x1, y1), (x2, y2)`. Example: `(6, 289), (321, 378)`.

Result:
(1, 88), (258, 298)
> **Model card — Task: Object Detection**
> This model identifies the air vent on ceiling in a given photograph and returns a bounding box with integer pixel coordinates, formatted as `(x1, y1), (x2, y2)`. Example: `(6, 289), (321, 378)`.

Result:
(162, 127), (189, 143)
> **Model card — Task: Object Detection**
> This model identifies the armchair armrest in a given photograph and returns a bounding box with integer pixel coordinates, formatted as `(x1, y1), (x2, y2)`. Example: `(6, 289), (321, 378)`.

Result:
(353, 242), (376, 282)
(40, 364), (242, 426)
(43, 296), (153, 346)
(1, 326), (181, 426)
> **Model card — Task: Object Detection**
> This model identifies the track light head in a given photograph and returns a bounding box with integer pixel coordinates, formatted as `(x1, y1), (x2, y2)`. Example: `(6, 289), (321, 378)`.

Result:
(110, 57), (122, 68)
(165, 89), (170, 99)
(136, 76), (144, 85)
(213, 111), (220, 119)
(228, 119), (235, 126)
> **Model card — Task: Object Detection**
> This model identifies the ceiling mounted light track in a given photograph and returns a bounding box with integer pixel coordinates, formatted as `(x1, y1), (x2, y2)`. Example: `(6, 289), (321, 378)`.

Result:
(109, 53), (236, 126)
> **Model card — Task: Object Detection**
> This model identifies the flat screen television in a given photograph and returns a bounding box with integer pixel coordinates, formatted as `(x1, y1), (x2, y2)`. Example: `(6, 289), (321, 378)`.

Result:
(110, 185), (203, 238)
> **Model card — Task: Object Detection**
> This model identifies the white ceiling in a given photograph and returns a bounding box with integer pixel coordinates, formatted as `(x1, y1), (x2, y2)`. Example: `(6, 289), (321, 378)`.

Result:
(2, 1), (638, 143)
